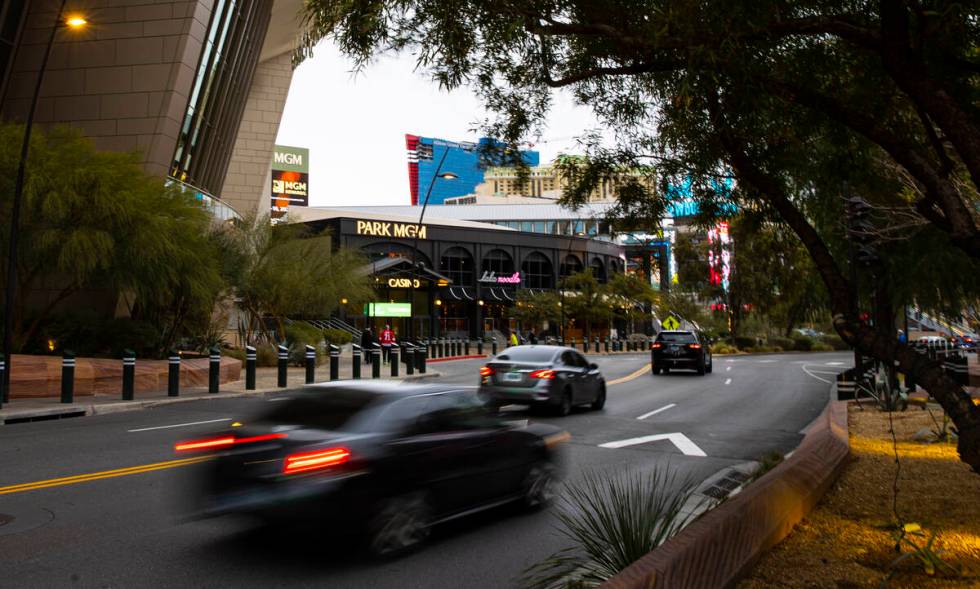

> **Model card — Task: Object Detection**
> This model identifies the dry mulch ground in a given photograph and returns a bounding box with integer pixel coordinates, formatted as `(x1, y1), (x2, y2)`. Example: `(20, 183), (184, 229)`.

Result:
(738, 404), (980, 589)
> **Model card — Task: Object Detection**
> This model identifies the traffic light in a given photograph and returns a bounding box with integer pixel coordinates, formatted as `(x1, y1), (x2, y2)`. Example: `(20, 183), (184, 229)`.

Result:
(844, 196), (879, 266)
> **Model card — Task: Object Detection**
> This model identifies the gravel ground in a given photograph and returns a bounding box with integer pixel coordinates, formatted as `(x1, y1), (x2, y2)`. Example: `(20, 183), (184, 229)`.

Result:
(738, 404), (980, 589)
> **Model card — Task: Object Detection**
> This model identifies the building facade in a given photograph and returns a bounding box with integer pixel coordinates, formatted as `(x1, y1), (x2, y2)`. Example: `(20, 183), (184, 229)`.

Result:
(0, 0), (302, 218)
(405, 134), (539, 205)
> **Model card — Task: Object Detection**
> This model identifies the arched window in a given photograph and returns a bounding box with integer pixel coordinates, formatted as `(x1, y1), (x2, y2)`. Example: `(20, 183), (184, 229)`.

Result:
(481, 249), (515, 276)
(360, 242), (430, 268)
(609, 259), (620, 275)
(560, 253), (583, 277)
(522, 252), (554, 289)
(440, 247), (474, 286)
(591, 257), (607, 283)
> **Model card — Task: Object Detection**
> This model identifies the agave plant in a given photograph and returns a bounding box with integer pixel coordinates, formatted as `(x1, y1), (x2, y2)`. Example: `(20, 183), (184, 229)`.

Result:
(521, 467), (706, 589)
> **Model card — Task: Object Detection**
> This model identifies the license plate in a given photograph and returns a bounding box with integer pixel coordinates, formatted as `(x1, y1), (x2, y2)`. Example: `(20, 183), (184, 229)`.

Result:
(503, 372), (523, 382)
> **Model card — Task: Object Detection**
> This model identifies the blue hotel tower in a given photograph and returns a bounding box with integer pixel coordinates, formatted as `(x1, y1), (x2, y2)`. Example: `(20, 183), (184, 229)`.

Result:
(405, 135), (540, 205)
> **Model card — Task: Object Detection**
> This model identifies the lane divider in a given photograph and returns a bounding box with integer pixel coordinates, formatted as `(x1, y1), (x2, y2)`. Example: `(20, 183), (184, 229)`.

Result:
(607, 363), (651, 386)
(0, 455), (213, 495)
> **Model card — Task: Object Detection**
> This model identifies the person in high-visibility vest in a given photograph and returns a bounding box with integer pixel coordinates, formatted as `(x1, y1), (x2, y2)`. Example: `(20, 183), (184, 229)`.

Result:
(380, 324), (395, 364)
(509, 330), (519, 347)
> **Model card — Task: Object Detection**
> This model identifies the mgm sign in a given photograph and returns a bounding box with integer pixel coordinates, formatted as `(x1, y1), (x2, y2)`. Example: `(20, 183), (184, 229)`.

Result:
(356, 220), (428, 239)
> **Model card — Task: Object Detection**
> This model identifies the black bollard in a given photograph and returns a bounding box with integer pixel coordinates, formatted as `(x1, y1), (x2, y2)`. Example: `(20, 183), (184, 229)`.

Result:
(418, 342), (427, 374)
(305, 344), (316, 384)
(0, 352), (6, 406)
(390, 345), (399, 377)
(61, 350), (76, 404)
(492, 340), (498, 355)
(594, 337), (599, 354)
(372, 344), (381, 378)
(352, 344), (362, 379)
(604, 337), (610, 353)
(405, 344), (414, 376)
(277, 344), (288, 387)
(122, 349), (136, 400)
(329, 344), (339, 381)
(167, 350), (180, 397)
(208, 346), (220, 394)
(245, 345), (256, 390)
(477, 340), (483, 355)
(465, 340), (471, 356)
(571, 337), (577, 351)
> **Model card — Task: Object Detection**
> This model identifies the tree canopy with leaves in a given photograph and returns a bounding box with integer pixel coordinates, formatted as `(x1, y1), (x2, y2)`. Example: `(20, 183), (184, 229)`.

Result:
(299, 0), (980, 472)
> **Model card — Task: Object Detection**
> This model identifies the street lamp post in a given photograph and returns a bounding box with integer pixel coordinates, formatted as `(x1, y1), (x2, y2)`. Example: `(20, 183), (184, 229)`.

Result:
(408, 146), (456, 343)
(2, 3), (86, 407)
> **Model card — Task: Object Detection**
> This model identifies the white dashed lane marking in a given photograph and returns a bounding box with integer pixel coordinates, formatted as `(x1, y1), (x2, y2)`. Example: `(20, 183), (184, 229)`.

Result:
(636, 404), (676, 420)
(724, 378), (732, 385)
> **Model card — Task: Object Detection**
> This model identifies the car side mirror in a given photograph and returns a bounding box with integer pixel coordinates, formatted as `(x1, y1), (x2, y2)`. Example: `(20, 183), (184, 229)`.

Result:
(589, 362), (598, 370)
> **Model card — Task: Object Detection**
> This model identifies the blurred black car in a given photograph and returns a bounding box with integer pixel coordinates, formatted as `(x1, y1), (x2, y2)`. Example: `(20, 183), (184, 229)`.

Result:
(477, 345), (606, 416)
(651, 330), (713, 375)
(176, 382), (569, 557)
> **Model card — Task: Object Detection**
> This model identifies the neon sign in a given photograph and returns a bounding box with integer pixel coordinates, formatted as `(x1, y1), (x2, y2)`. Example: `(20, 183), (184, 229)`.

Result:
(478, 271), (521, 284)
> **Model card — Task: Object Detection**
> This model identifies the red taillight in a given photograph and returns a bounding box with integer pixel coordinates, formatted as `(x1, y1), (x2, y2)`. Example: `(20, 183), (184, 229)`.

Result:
(688, 343), (702, 349)
(283, 447), (350, 475)
(480, 366), (495, 377)
(652, 342), (663, 349)
(174, 433), (287, 453)
(530, 369), (556, 379)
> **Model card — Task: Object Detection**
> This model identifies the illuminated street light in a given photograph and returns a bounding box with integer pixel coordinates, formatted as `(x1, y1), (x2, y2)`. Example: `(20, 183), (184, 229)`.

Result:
(65, 16), (88, 28)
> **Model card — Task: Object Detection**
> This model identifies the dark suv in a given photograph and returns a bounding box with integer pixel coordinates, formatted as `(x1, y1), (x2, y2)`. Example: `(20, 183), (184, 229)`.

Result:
(651, 330), (712, 375)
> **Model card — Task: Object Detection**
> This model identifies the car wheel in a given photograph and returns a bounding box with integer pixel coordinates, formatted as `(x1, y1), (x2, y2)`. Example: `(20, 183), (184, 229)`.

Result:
(590, 384), (606, 411)
(367, 492), (432, 558)
(522, 461), (559, 509)
(652, 365), (661, 375)
(706, 357), (713, 373)
(662, 367), (670, 375)
(555, 388), (573, 417)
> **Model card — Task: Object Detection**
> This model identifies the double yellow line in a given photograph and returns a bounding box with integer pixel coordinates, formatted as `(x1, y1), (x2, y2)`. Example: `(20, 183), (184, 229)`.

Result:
(0, 455), (213, 495)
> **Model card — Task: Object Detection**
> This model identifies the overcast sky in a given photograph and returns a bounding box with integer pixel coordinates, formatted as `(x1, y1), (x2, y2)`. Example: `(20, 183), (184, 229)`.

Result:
(275, 43), (599, 208)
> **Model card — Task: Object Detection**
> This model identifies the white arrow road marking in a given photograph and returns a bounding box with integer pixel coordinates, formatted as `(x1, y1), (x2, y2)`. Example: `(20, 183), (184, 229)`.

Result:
(599, 433), (707, 457)
(637, 403), (676, 420)
(724, 378), (732, 385)
(758, 359), (778, 363)
(128, 418), (231, 433)
(801, 365), (833, 384)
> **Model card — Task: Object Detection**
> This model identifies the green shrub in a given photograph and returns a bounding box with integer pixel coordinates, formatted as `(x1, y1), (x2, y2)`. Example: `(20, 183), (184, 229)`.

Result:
(767, 336), (795, 351)
(811, 342), (834, 352)
(713, 342), (739, 354)
(322, 328), (353, 347)
(733, 336), (757, 349)
(746, 345), (780, 353)
(255, 343), (278, 367)
(286, 322), (322, 346)
(792, 336), (814, 351)
(819, 334), (850, 350)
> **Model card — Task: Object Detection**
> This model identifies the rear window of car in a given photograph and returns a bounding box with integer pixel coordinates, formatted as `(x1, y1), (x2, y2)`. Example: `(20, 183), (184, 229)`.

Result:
(494, 347), (556, 363)
(657, 332), (698, 344)
(260, 390), (382, 431)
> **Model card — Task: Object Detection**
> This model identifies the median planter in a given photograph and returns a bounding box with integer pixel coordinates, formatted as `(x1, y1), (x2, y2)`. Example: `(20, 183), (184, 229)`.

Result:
(601, 401), (849, 589)
(5, 354), (242, 398)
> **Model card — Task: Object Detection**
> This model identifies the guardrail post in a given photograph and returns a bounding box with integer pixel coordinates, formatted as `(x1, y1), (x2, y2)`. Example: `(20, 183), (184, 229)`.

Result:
(417, 341), (427, 374)
(208, 347), (220, 394)
(121, 349), (136, 400)
(390, 345), (399, 377)
(277, 344), (288, 387)
(245, 345), (256, 390)
(329, 344), (340, 381)
(405, 343), (414, 376)
(372, 344), (381, 378)
(61, 350), (76, 404)
(305, 345), (316, 384)
(167, 350), (180, 397)
(352, 344), (362, 380)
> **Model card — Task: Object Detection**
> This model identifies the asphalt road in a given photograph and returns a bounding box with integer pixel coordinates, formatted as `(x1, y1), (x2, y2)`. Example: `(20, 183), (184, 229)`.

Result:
(0, 351), (849, 588)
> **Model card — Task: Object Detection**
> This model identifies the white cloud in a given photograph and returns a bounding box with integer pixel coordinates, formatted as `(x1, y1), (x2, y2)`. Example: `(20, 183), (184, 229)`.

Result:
(276, 43), (599, 207)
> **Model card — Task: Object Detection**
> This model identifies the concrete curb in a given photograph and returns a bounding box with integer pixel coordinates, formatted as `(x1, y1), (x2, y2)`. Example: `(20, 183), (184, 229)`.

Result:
(0, 372), (443, 424)
(600, 400), (850, 589)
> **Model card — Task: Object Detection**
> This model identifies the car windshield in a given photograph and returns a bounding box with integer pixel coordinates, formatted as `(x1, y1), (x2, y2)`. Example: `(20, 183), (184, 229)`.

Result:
(494, 348), (556, 363)
(657, 332), (697, 344)
(260, 389), (382, 431)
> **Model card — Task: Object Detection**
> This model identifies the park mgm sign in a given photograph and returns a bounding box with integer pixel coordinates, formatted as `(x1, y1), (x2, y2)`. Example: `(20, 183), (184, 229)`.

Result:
(356, 220), (428, 239)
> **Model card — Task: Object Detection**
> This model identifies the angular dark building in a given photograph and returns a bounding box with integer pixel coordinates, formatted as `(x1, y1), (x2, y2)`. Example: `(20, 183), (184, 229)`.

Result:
(0, 0), (302, 217)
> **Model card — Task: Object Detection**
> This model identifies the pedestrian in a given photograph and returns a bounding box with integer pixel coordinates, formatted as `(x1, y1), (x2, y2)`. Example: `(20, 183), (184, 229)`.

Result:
(380, 324), (395, 364)
(361, 326), (375, 364)
(527, 329), (538, 345)
(509, 330), (519, 347)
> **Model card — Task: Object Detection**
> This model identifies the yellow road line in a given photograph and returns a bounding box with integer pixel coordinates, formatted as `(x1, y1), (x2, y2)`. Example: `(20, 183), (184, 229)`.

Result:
(608, 363), (651, 386)
(0, 455), (213, 495)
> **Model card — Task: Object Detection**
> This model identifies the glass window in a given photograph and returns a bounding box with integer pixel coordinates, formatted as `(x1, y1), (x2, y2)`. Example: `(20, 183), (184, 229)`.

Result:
(532, 221), (546, 233)
(482, 249), (514, 275)
(560, 254), (583, 277)
(440, 246), (474, 286)
(261, 389), (382, 431)
(497, 348), (559, 363)
(522, 252), (554, 289)
(520, 221), (533, 232)
(656, 332), (698, 344)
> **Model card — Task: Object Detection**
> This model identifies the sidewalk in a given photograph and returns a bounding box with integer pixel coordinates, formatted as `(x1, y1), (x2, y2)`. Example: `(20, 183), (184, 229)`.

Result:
(0, 362), (443, 425)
